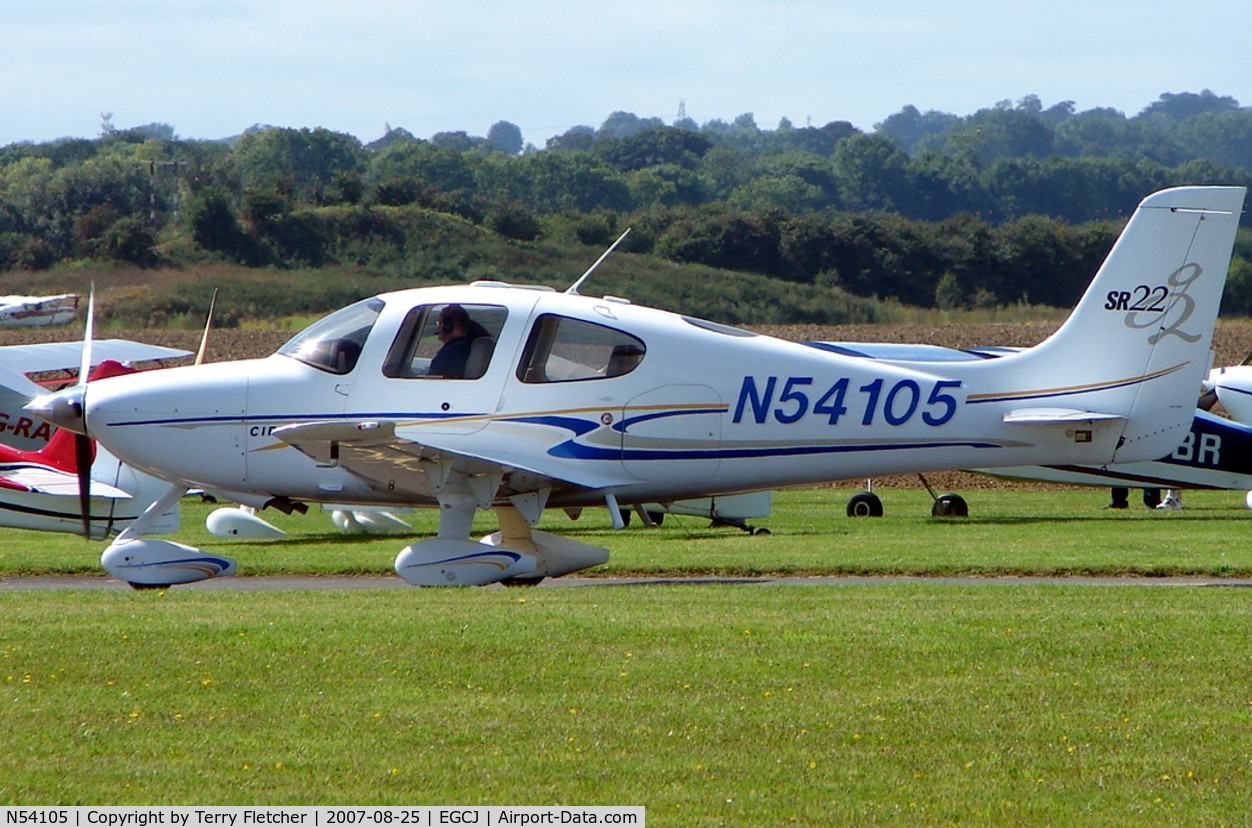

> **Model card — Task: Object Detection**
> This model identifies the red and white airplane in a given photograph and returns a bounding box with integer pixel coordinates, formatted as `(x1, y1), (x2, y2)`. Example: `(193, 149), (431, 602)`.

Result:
(0, 293), (79, 327)
(0, 358), (181, 539)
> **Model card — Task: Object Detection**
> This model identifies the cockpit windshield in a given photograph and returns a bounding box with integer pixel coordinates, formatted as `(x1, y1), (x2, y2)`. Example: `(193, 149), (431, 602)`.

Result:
(277, 297), (384, 374)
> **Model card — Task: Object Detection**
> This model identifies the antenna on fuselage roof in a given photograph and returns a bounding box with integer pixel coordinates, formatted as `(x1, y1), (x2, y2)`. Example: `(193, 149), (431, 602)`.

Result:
(564, 227), (631, 296)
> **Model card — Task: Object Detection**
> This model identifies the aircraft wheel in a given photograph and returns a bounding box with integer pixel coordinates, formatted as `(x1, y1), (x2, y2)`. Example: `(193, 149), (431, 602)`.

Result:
(618, 509), (631, 527)
(846, 491), (884, 518)
(1142, 488), (1162, 508)
(500, 576), (545, 587)
(128, 582), (171, 591)
(751, 527), (772, 536)
(931, 494), (969, 518)
(646, 511), (665, 526)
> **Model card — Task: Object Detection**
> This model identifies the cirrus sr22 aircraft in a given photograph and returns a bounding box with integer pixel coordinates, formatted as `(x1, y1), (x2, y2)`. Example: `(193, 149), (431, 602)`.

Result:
(25, 186), (1246, 587)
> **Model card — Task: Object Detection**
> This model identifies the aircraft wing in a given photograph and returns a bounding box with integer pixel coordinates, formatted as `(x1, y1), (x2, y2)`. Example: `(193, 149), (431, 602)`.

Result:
(0, 339), (191, 372)
(0, 338), (190, 398)
(0, 464), (131, 498)
(273, 419), (633, 497)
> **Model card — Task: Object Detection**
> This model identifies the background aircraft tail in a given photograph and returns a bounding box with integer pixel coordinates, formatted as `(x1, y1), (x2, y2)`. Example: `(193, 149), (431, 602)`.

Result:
(989, 186), (1245, 464)
(31, 360), (136, 473)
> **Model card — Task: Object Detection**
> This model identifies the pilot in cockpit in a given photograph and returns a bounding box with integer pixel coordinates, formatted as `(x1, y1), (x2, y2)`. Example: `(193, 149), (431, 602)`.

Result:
(429, 304), (493, 378)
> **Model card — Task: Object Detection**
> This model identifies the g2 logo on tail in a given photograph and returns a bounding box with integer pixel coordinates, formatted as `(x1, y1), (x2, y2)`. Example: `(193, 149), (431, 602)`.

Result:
(1107, 263), (1203, 343)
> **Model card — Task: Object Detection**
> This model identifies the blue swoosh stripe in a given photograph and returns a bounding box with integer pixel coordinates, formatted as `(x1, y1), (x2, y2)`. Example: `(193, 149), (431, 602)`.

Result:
(503, 415), (601, 436)
(613, 407), (726, 433)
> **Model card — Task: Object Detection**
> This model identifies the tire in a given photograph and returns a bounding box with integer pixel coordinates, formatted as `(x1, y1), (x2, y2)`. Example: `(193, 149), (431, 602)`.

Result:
(500, 577), (545, 587)
(931, 493), (969, 518)
(846, 491), (884, 518)
(1142, 488), (1162, 509)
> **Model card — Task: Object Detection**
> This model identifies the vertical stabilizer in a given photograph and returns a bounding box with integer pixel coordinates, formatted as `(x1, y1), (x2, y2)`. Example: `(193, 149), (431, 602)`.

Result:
(992, 186), (1244, 463)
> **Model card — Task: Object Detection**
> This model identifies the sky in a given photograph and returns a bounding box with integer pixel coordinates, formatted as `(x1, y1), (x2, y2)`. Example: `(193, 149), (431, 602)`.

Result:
(2, 0), (1250, 148)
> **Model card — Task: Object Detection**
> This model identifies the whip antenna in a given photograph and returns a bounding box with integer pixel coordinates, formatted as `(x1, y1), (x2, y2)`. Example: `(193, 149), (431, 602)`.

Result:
(565, 228), (631, 295)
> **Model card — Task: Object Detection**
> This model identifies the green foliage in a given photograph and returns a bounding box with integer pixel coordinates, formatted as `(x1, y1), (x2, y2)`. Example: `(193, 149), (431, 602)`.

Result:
(1220, 251), (1252, 315)
(232, 127), (366, 205)
(485, 120), (524, 155)
(934, 271), (963, 309)
(486, 202), (540, 241)
(0, 232), (55, 270)
(4, 98), (1252, 323)
(186, 186), (254, 263)
(654, 210), (785, 277)
(99, 216), (158, 267)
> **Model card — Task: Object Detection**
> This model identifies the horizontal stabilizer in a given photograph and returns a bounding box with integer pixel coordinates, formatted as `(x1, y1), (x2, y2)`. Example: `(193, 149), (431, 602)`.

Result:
(1003, 408), (1126, 425)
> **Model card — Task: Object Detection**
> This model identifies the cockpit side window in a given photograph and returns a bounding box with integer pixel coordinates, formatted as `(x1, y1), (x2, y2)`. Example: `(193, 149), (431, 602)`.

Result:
(382, 303), (507, 380)
(517, 314), (646, 383)
(277, 298), (384, 375)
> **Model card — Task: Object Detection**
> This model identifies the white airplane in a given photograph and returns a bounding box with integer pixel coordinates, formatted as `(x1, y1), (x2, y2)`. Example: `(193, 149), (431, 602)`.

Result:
(1206, 364), (1252, 423)
(0, 293), (79, 327)
(24, 186), (1246, 587)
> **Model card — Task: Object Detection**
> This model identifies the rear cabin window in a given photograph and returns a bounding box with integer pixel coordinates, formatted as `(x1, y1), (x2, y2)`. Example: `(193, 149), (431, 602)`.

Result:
(382, 303), (507, 380)
(517, 314), (646, 383)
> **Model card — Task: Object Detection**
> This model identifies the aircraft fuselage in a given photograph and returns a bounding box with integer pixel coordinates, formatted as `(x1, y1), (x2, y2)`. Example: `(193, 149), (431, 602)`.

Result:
(76, 279), (1193, 510)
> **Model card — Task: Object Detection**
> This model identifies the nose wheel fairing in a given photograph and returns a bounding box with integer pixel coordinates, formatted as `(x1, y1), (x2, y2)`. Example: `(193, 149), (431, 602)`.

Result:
(98, 484), (239, 588)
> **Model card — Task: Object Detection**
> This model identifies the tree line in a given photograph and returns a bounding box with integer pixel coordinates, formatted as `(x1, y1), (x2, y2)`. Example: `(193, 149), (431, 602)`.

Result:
(2, 89), (1251, 318)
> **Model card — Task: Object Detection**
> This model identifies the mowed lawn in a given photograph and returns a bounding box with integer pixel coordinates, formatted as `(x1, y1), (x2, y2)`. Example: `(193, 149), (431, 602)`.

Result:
(3, 585), (1252, 824)
(3, 486), (1252, 823)
(4, 486), (1252, 579)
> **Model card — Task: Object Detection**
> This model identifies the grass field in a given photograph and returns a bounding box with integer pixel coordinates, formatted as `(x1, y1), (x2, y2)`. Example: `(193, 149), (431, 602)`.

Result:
(3, 486), (1252, 823)
(3, 486), (1252, 580)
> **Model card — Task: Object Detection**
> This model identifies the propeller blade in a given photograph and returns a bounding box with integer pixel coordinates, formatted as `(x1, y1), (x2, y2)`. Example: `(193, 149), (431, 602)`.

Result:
(75, 434), (93, 538)
(195, 288), (219, 366)
(78, 287), (95, 386)
(76, 286), (96, 538)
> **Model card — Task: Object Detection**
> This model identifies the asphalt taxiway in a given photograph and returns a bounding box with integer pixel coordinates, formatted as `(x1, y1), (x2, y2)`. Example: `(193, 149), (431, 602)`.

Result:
(4, 574), (1252, 590)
